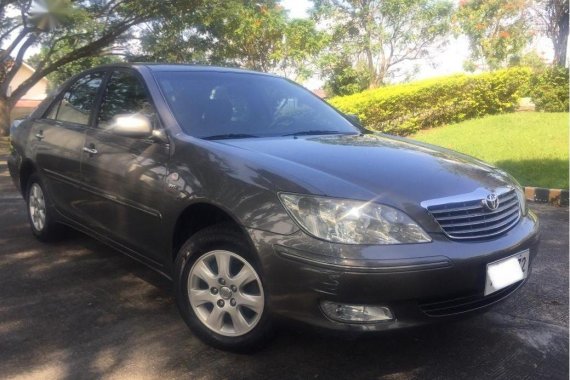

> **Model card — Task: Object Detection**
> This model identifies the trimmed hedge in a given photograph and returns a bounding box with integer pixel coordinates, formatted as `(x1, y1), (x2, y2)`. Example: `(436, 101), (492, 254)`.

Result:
(529, 67), (569, 112)
(329, 68), (532, 136)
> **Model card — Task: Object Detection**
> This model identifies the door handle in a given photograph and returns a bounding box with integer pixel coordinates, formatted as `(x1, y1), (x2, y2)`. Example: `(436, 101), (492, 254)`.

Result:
(35, 131), (44, 140)
(82, 146), (98, 155)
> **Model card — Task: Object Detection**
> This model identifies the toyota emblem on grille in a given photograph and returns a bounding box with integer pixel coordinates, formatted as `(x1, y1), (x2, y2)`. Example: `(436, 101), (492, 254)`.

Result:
(482, 193), (500, 211)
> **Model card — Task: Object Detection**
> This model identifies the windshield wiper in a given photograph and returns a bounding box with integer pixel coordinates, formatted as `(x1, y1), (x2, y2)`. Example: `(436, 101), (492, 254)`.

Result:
(203, 133), (259, 140)
(282, 130), (352, 137)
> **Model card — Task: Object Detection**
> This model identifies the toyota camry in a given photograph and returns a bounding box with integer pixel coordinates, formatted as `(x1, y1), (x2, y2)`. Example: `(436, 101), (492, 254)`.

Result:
(8, 64), (540, 351)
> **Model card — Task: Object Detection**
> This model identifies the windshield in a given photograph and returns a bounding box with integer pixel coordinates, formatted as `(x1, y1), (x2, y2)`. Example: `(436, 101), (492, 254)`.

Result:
(154, 71), (360, 139)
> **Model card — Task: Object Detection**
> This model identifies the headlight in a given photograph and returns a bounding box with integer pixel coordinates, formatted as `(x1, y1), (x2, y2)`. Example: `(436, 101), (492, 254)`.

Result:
(279, 193), (431, 244)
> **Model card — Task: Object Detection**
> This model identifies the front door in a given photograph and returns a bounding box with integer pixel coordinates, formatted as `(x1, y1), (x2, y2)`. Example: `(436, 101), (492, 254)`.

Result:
(79, 69), (170, 263)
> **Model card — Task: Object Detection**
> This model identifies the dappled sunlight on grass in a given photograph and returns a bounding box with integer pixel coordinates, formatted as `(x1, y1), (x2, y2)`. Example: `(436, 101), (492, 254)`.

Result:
(412, 112), (569, 189)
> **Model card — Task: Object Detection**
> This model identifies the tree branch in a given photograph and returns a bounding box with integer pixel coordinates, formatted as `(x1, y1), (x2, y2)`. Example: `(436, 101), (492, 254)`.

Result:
(8, 19), (140, 104)
(0, 22), (23, 45)
(0, 33), (37, 100)
(0, 27), (31, 62)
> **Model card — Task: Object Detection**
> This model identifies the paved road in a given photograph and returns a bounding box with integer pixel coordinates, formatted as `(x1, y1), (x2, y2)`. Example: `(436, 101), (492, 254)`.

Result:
(0, 146), (568, 380)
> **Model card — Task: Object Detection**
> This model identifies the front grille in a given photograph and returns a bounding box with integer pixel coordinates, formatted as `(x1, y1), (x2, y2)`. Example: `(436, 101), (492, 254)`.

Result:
(425, 189), (521, 240)
(419, 282), (522, 317)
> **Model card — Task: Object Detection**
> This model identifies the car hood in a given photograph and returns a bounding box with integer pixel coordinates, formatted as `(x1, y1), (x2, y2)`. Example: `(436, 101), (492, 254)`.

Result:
(216, 133), (514, 205)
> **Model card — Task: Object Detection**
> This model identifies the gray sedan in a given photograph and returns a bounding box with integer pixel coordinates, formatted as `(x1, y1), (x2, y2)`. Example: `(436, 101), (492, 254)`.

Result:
(8, 64), (539, 351)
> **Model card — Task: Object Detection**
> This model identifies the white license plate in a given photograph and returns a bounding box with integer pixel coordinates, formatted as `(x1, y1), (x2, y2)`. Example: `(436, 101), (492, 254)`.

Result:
(484, 250), (530, 296)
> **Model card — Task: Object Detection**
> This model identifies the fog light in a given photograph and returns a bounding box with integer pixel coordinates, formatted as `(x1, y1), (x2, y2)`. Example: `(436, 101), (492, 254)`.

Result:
(321, 301), (394, 323)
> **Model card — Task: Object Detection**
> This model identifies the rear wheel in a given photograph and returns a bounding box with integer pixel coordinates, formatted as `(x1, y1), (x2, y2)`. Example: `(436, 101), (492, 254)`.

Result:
(26, 174), (63, 241)
(174, 224), (273, 352)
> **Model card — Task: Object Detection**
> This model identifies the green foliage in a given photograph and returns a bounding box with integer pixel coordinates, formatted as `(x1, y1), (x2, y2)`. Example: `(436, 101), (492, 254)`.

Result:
(29, 52), (120, 89)
(1, 0), (199, 98)
(206, 1), (287, 71)
(512, 51), (549, 72)
(329, 67), (532, 136)
(314, 0), (454, 87)
(322, 59), (370, 96)
(507, 51), (549, 97)
(455, 0), (532, 71)
(279, 19), (328, 81)
(529, 67), (570, 112)
(138, 1), (325, 80)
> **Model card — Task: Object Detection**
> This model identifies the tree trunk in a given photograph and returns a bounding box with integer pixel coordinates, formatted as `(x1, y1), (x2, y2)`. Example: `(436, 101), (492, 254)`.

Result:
(362, 1), (377, 89)
(376, 63), (387, 87)
(367, 52), (378, 88)
(554, 8), (569, 66)
(0, 96), (11, 137)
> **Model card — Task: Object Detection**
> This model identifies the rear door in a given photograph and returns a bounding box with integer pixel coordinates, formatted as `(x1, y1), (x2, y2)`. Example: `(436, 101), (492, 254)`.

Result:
(79, 69), (170, 262)
(31, 71), (105, 220)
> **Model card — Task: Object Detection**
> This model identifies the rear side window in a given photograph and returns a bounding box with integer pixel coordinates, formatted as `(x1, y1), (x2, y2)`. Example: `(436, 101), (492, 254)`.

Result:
(97, 70), (154, 129)
(48, 72), (104, 125)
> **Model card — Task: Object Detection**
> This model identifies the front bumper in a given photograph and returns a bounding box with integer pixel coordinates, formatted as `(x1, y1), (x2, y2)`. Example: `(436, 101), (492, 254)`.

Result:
(248, 211), (540, 332)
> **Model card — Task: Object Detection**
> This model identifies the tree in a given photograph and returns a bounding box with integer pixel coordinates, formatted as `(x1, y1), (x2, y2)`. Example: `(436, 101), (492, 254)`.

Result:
(0, 0), (199, 135)
(201, 1), (286, 72)
(321, 57), (370, 96)
(276, 19), (328, 81)
(313, 0), (454, 87)
(532, 0), (569, 66)
(28, 50), (121, 90)
(138, 1), (326, 81)
(455, 0), (532, 71)
(513, 50), (549, 71)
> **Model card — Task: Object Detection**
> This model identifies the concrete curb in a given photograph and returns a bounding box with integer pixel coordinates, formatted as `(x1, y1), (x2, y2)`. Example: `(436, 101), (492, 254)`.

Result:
(524, 186), (569, 206)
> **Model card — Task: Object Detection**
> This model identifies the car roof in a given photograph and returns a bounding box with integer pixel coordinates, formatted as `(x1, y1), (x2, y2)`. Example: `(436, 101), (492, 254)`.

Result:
(96, 63), (280, 78)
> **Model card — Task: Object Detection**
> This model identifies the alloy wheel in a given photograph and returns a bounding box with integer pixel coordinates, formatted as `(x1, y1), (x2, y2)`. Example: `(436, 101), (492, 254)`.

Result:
(188, 250), (264, 337)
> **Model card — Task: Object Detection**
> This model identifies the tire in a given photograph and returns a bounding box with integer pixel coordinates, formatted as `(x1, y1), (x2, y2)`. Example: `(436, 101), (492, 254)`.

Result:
(26, 173), (64, 242)
(174, 223), (273, 352)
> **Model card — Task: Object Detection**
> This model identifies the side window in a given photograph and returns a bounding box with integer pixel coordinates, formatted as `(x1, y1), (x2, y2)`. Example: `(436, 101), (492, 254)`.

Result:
(97, 70), (154, 129)
(51, 72), (104, 125)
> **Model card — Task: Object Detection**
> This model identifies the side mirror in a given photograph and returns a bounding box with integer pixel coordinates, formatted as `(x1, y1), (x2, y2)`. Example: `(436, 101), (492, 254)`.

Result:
(109, 114), (152, 138)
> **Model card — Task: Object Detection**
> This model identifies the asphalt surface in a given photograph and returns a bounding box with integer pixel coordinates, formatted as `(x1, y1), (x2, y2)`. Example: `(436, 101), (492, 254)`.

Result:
(0, 142), (568, 380)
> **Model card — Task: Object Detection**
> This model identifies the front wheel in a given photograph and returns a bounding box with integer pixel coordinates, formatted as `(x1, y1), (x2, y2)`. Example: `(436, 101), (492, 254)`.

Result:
(174, 224), (273, 352)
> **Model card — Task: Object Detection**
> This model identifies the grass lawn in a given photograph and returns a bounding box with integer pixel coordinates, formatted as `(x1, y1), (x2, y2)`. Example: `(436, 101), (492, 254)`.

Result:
(412, 112), (569, 189)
